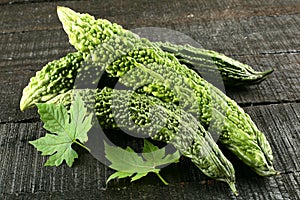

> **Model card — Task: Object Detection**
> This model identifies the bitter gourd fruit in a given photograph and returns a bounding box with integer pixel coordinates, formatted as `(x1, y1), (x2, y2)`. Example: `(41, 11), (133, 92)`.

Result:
(56, 6), (278, 177)
(57, 6), (273, 87)
(102, 87), (238, 194)
(20, 8), (275, 112)
(58, 87), (237, 194)
(20, 52), (84, 111)
(19, 41), (273, 111)
(155, 42), (274, 87)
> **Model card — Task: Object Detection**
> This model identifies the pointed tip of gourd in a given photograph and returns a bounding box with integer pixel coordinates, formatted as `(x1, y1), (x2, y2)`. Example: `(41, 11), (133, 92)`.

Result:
(20, 92), (31, 111)
(19, 87), (35, 111)
(20, 97), (28, 111)
(253, 166), (280, 177)
(20, 105), (24, 112)
(238, 68), (274, 86)
(260, 68), (274, 77)
(57, 6), (77, 24)
(57, 6), (71, 14)
(228, 182), (238, 196)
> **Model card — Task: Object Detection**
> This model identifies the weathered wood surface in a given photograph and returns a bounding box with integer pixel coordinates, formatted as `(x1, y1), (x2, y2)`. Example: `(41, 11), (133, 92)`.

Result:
(1, 103), (299, 199)
(0, 0), (299, 199)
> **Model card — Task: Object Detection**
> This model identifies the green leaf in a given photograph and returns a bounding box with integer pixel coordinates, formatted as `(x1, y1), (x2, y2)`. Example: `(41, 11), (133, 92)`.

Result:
(125, 146), (135, 153)
(36, 103), (67, 134)
(106, 171), (133, 184)
(30, 93), (93, 167)
(142, 139), (180, 167)
(142, 139), (165, 163)
(29, 133), (77, 167)
(143, 139), (159, 152)
(69, 93), (93, 142)
(130, 172), (148, 182)
(105, 142), (158, 174)
(105, 139), (180, 185)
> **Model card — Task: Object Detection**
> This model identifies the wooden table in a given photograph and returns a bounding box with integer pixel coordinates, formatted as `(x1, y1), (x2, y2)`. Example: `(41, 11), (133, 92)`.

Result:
(1, 0), (299, 199)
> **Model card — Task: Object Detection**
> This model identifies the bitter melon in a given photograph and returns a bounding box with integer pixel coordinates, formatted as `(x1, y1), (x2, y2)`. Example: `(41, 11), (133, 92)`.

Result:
(156, 42), (274, 87)
(58, 87), (237, 194)
(56, 6), (278, 177)
(20, 52), (83, 111)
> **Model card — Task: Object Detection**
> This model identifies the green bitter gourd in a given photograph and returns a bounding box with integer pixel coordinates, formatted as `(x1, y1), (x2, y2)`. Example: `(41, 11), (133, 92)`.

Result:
(20, 52), (84, 111)
(56, 6), (278, 177)
(58, 87), (237, 194)
(19, 12), (274, 111)
(155, 42), (274, 87)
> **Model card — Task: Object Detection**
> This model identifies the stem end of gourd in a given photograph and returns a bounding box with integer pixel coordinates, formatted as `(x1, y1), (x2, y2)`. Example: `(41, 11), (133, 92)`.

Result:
(260, 68), (274, 78)
(228, 182), (238, 196)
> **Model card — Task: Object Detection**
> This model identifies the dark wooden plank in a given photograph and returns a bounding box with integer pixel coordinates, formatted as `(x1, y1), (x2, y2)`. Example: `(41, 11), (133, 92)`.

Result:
(1, 1), (300, 55)
(1, 0), (300, 34)
(147, 14), (300, 55)
(0, 29), (74, 71)
(0, 0), (38, 4)
(0, 0), (78, 5)
(0, 69), (39, 123)
(1, 172), (299, 200)
(0, 103), (299, 199)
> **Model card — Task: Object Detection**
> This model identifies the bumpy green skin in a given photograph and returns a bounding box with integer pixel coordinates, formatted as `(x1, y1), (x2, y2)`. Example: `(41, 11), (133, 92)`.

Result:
(57, 7), (278, 177)
(19, 44), (272, 111)
(59, 87), (235, 194)
(57, 6), (136, 55)
(155, 42), (274, 87)
(57, 7), (278, 176)
(21, 7), (273, 111)
(19, 42), (272, 111)
(20, 52), (83, 111)
(57, 6), (273, 87)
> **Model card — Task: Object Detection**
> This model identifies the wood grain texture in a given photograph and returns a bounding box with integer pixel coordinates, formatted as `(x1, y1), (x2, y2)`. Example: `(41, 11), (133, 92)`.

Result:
(0, 103), (299, 199)
(1, 0), (300, 34)
(1, 173), (299, 200)
(2, 3), (300, 54)
(0, 68), (39, 123)
(1, 0), (299, 199)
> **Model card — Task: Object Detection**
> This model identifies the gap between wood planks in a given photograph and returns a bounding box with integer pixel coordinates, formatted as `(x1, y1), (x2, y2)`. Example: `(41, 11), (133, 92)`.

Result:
(237, 99), (300, 108)
(280, 170), (300, 175)
(227, 50), (300, 57)
(0, 0), (79, 6)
